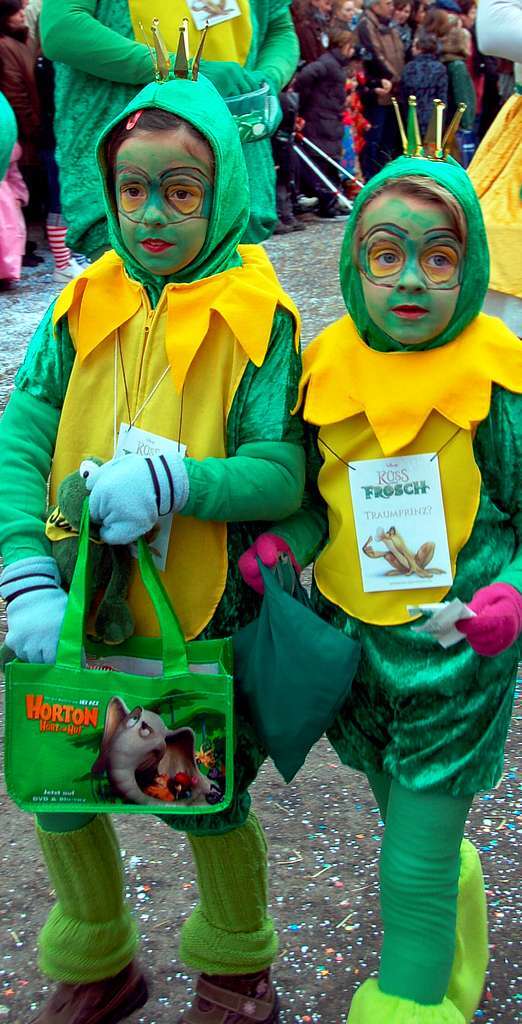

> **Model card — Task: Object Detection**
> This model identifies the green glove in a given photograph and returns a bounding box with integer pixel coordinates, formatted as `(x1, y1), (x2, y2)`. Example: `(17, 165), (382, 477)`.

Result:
(199, 62), (281, 138)
(199, 60), (261, 97)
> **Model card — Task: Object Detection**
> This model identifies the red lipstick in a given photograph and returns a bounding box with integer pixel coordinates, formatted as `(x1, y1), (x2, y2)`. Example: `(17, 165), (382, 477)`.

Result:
(391, 305), (428, 320)
(140, 239), (173, 253)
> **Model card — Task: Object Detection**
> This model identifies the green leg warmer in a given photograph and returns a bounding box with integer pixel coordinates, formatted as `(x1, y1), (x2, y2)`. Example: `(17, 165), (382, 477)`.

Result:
(347, 979), (465, 1023)
(378, 783), (472, 1006)
(37, 814), (139, 983)
(446, 838), (488, 1021)
(179, 811), (278, 975)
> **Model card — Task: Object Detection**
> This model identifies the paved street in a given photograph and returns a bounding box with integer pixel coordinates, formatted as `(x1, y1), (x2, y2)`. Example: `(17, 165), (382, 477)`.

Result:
(0, 224), (520, 1023)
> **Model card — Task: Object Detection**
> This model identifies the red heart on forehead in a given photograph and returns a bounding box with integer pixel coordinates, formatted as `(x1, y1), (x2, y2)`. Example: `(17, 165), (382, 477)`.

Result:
(126, 109), (144, 131)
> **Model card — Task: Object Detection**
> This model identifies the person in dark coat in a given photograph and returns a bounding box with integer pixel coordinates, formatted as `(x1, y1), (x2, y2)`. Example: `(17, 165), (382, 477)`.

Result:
(292, 0), (332, 63)
(400, 28), (448, 134)
(0, 0), (39, 170)
(356, 0), (404, 179)
(294, 26), (354, 216)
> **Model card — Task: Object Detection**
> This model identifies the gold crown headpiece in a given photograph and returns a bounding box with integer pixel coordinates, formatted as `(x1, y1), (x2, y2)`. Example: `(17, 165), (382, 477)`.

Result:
(392, 96), (467, 160)
(138, 18), (208, 82)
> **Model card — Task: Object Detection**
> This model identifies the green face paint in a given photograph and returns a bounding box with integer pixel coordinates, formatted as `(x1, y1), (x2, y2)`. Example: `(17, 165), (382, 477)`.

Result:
(115, 130), (213, 277)
(357, 195), (463, 346)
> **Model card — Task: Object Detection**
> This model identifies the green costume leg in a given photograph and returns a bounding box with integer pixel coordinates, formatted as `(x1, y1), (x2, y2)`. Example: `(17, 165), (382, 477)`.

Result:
(179, 811), (277, 975)
(366, 769), (392, 820)
(36, 814), (139, 983)
(364, 778), (487, 1020)
(379, 784), (471, 1004)
(447, 838), (488, 1020)
(348, 783), (472, 1023)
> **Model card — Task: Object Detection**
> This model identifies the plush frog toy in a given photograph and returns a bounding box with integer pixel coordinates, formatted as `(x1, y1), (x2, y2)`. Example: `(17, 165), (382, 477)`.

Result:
(45, 459), (134, 646)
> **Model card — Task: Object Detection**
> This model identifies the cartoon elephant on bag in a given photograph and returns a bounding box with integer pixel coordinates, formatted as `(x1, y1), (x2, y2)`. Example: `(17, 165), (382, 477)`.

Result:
(92, 697), (222, 806)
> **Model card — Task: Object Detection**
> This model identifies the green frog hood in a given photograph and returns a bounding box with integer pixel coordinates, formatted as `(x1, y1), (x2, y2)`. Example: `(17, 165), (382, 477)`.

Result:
(96, 74), (249, 297)
(340, 155), (490, 352)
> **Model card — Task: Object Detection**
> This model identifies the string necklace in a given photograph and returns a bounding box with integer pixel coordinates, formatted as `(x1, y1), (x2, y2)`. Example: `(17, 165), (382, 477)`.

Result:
(318, 426), (463, 471)
(113, 332), (170, 453)
(113, 332), (186, 455)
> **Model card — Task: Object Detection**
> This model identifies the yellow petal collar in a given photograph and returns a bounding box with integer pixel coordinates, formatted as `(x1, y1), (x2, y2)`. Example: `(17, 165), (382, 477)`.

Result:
(298, 314), (522, 454)
(53, 246), (300, 393)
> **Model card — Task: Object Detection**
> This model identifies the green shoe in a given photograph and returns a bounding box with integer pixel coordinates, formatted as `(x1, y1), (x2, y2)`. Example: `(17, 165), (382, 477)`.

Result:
(347, 980), (465, 1023)
(447, 838), (488, 1021)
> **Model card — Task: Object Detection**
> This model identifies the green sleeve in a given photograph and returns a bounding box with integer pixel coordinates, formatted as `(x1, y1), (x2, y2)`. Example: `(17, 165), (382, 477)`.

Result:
(0, 307), (75, 564)
(182, 308), (305, 521)
(15, 302), (76, 409)
(254, 9), (299, 92)
(183, 440), (305, 521)
(270, 424), (329, 567)
(0, 390), (60, 564)
(40, 0), (153, 85)
(474, 386), (522, 594)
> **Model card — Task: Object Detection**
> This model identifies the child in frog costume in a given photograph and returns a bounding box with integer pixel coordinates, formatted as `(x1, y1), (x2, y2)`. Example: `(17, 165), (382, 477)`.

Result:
(241, 101), (522, 1024)
(0, 40), (304, 1024)
(40, 0), (299, 254)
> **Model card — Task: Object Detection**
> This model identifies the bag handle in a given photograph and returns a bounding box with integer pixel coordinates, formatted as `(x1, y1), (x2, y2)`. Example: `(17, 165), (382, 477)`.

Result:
(55, 500), (189, 675)
(257, 555), (312, 609)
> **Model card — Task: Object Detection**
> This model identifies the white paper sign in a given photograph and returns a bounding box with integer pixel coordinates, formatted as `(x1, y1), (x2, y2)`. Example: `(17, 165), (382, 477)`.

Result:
(408, 600), (476, 648)
(186, 0), (241, 31)
(115, 423), (186, 572)
(349, 453), (453, 593)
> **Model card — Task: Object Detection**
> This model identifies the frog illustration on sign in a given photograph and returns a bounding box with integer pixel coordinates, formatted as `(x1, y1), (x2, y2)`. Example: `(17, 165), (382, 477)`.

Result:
(362, 527), (445, 579)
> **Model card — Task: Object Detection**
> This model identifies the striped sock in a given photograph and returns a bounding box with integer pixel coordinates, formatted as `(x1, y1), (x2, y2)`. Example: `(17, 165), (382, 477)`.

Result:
(46, 216), (71, 270)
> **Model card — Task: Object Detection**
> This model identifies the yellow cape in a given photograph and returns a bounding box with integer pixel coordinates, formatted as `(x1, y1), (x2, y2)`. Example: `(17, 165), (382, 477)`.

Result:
(297, 313), (522, 455)
(53, 245), (300, 392)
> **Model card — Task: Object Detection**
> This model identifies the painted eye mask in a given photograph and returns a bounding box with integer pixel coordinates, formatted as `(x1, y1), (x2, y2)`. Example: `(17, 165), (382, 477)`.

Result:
(118, 170), (213, 224)
(361, 232), (462, 290)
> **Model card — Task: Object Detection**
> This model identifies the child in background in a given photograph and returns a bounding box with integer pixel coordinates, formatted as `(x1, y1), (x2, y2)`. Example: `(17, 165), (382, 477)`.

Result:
(400, 28), (448, 133)
(294, 26), (355, 217)
(0, 136), (28, 285)
(343, 74), (370, 180)
(272, 88), (306, 233)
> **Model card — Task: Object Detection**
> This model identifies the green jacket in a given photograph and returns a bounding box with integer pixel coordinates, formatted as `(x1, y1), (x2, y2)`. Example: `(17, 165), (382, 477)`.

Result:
(40, 0), (299, 254)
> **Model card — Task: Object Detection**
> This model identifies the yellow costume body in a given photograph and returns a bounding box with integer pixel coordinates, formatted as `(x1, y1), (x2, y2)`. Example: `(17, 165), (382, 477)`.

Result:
(50, 245), (298, 639)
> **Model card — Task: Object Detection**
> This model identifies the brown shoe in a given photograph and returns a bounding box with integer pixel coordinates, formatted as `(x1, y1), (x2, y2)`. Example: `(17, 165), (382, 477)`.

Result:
(30, 960), (149, 1023)
(180, 970), (280, 1023)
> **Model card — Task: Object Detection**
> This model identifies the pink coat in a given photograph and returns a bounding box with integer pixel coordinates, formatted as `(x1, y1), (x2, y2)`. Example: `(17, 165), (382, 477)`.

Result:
(0, 141), (28, 281)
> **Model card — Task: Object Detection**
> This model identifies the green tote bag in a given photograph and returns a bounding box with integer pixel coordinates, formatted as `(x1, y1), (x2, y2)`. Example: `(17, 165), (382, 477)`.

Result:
(4, 503), (234, 815)
(234, 558), (360, 783)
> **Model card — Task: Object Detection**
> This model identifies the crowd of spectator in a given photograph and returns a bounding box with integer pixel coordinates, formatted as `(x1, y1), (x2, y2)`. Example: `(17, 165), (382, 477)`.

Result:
(0, 0), (517, 275)
(272, 0), (514, 230)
